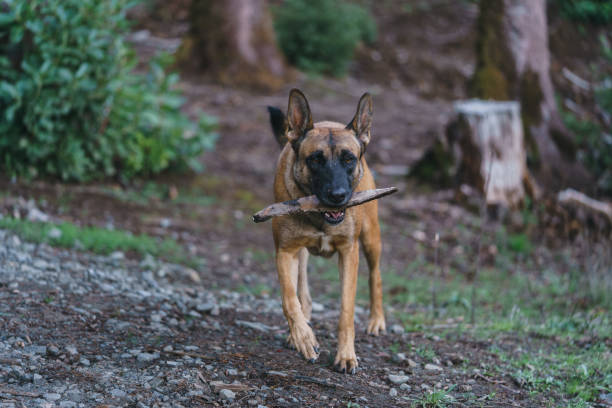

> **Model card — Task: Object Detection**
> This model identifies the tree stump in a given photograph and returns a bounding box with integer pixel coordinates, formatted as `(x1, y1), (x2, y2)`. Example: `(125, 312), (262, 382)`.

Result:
(450, 99), (533, 208)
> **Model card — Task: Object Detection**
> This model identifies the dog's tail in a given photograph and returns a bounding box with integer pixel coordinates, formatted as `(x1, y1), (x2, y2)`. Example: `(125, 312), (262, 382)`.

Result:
(267, 106), (288, 148)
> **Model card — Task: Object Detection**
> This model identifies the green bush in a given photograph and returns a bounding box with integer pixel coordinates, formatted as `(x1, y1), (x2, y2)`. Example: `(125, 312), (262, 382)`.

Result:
(555, 0), (612, 25)
(0, 0), (216, 181)
(273, 0), (377, 77)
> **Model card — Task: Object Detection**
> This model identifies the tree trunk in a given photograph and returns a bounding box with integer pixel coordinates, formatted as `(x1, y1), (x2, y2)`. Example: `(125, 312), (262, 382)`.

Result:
(179, 0), (288, 90)
(469, 0), (591, 190)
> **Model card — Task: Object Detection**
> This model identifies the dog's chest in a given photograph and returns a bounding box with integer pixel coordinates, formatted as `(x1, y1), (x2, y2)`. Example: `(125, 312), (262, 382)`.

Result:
(307, 235), (336, 258)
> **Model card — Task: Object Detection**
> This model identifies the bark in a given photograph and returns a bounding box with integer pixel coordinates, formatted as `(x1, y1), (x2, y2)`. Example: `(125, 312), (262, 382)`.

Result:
(179, 0), (288, 90)
(469, 0), (591, 189)
(253, 187), (398, 223)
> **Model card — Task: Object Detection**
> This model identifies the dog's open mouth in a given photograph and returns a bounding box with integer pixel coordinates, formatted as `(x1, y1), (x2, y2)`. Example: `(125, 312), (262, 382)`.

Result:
(323, 210), (345, 224)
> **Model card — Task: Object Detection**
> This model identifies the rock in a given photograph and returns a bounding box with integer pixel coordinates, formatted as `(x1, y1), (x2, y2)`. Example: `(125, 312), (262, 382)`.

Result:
(27, 207), (49, 222)
(389, 388), (398, 397)
(137, 352), (160, 362)
(110, 251), (125, 260)
(388, 374), (410, 384)
(79, 357), (91, 367)
(235, 320), (273, 333)
(226, 368), (238, 376)
(407, 358), (418, 368)
(196, 302), (216, 313)
(424, 363), (443, 372)
(400, 383), (411, 391)
(47, 344), (60, 357)
(104, 319), (131, 332)
(392, 352), (406, 363)
(390, 324), (404, 334)
(311, 302), (324, 312)
(43, 393), (61, 401)
(47, 227), (62, 239)
(219, 389), (236, 401)
(33, 373), (44, 384)
(247, 400), (258, 406)
(110, 388), (127, 398)
(59, 402), (77, 408)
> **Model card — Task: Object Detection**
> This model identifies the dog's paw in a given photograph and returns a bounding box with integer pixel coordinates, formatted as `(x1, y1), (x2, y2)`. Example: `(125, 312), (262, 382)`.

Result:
(288, 322), (319, 362)
(366, 314), (386, 336)
(334, 349), (358, 374)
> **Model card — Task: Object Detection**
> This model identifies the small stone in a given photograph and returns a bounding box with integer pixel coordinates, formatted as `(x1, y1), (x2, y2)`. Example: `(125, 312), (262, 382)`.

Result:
(110, 251), (125, 260)
(390, 324), (404, 334)
(407, 358), (418, 368)
(43, 393), (61, 401)
(59, 402), (77, 408)
(226, 368), (238, 376)
(311, 302), (324, 312)
(196, 302), (216, 313)
(235, 320), (272, 333)
(33, 373), (43, 384)
(47, 344), (60, 357)
(48, 227), (62, 239)
(163, 345), (173, 352)
(389, 388), (398, 397)
(400, 383), (411, 391)
(247, 399), (258, 406)
(79, 357), (90, 367)
(461, 384), (472, 392)
(219, 389), (235, 401)
(424, 363), (443, 372)
(137, 352), (159, 362)
(110, 388), (127, 398)
(388, 374), (410, 384)
(392, 352), (406, 363)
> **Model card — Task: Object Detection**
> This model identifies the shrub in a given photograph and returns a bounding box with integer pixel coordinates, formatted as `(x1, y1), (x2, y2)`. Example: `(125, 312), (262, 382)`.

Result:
(0, 0), (216, 181)
(555, 0), (612, 25)
(273, 0), (377, 77)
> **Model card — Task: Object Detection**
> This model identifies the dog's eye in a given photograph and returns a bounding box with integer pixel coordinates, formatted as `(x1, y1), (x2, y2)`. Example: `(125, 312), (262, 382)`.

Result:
(307, 154), (325, 167)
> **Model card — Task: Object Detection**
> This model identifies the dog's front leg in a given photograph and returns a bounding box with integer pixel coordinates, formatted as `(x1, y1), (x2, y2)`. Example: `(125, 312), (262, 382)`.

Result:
(276, 248), (319, 362)
(335, 241), (359, 374)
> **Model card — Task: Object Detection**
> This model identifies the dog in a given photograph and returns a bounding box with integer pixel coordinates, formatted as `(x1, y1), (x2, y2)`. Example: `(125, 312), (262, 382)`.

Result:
(267, 89), (386, 374)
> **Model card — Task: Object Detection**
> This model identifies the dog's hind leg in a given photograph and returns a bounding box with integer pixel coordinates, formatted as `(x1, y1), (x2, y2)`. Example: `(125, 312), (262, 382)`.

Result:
(360, 203), (387, 336)
(297, 248), (312, 322)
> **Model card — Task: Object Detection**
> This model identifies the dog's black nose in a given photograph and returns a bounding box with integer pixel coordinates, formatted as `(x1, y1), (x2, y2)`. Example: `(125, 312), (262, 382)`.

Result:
(328, 188), (349, 205)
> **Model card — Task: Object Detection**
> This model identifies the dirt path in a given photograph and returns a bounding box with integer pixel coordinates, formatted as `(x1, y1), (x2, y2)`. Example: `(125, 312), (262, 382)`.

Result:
(0, 230), (542, 407)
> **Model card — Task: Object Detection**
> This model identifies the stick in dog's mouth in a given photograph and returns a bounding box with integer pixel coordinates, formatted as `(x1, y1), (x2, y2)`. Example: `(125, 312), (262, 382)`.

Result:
(252, 187), (398, 223)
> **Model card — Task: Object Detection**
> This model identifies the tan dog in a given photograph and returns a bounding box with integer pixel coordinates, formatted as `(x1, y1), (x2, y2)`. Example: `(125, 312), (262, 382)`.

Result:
(267, 89), (385, 374)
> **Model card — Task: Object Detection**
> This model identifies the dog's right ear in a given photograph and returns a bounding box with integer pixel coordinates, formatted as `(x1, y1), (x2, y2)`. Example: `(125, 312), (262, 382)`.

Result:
(287, 89), (313, 142)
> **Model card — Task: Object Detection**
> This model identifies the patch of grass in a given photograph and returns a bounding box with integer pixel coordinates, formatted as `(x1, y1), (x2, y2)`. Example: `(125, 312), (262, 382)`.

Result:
(412, 388), (455, 408)
(0, 216), (198, 267)
(509, 342), (611, 404)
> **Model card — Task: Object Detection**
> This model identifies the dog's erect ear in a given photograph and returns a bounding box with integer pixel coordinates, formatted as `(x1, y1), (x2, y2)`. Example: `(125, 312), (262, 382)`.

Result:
(287, 89), (313, 139)
(347, 92), (373, 147)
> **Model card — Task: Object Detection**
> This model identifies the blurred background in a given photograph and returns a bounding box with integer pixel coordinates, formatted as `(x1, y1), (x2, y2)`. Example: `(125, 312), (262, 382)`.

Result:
(0, 0), (610, 406)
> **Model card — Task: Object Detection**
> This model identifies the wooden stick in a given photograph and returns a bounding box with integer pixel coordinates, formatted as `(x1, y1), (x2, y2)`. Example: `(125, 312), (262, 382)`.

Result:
(253, 187), (398, 223)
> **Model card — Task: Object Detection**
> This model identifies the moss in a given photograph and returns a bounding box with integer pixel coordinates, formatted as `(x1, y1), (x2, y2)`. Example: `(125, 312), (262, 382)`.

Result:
(470, 65), (509, 100)
(469, 0), (517, 100)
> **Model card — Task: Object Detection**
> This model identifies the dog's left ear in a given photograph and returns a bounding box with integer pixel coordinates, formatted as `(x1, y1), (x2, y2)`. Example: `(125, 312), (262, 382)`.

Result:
(347, 92), (373, 147)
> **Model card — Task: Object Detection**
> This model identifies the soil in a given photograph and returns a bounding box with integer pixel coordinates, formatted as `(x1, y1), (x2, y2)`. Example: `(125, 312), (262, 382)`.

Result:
(1, 1), (609, 407)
